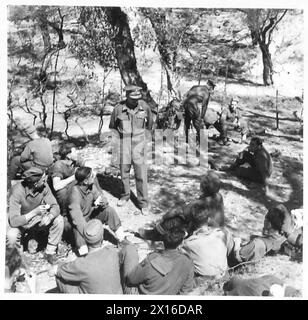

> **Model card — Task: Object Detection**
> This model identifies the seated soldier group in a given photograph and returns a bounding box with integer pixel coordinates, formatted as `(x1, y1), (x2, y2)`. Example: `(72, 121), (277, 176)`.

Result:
(6, 120), (301, 296)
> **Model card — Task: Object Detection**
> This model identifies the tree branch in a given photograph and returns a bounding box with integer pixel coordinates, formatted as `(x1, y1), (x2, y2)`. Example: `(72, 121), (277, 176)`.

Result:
(266, 10), (288, 45)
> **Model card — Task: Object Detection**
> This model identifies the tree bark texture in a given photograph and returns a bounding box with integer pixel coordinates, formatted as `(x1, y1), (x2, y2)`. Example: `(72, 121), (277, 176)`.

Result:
(104, 7), (158, 113)
(260, 43), (273, 86)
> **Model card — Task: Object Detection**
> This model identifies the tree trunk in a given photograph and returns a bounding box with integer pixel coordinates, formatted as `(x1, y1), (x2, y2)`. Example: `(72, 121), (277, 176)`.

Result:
(40, 26), (51, 52)
(259, 42), (274, 86)
(37, 12), (51, 52)
(142, 9), (178, 97)
(104, 7), (158, 113)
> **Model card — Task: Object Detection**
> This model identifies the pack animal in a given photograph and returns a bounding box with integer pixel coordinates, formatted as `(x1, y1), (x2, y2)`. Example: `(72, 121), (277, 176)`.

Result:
(155, 80), (215, 145)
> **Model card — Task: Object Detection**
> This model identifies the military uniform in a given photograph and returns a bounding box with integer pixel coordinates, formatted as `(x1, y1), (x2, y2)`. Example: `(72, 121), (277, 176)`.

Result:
(181, 226), (234, 277)
(233, 146), (273, 185)
(238, 204), (302, 262)
(68, 184), (121, 249)
(56, 244), (123, 294)
(109, 91), (153, 209)
(218, 105), (249, 141)
(121, 244), (194, 295)
(51, 160), (76, 216)
(7, 179), (63, 254)
(203, 105), (248, 142)
(9, 137), (54, 180)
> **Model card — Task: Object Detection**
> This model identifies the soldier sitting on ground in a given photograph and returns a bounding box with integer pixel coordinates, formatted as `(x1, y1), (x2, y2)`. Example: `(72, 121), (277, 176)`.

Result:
(51, 143), (82, 216)
(67, 167), (128, 256)
(232, 204), (303, 265)
(180, 207), (235, 279)
(120, 224), (194, 295)
(50, 219), (123, 294)
(6, 167), (64, 264)
(9, 122), (54, 184)
(222, 136), (272, 191)
(137, 171), (224, 241)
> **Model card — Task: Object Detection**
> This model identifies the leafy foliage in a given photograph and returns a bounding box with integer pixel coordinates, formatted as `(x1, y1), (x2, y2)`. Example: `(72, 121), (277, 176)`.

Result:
(241, 9), (288, 85)
(69, 7), (118, 71)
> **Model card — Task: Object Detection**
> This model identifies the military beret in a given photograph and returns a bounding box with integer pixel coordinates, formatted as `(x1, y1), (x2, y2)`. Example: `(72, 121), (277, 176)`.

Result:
(200, 170), (221, 195)
(83, 219), (104, 245)
(22, 167), (44, 182)
(124, 85), (142, 92)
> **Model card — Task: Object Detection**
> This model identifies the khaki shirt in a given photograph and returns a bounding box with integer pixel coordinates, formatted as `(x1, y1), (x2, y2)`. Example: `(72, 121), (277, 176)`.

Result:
(51, 160), (76, 215)
(20, 138), (53, 168)
(9, 181), (60, 228)
(123, 244), (194, 295)
(68, 184), (101, 235)
(109, 99), (153, 137)
(182, 226), (234, 277)
(57, 245), (123, 294)
(109, 100), (153, 163)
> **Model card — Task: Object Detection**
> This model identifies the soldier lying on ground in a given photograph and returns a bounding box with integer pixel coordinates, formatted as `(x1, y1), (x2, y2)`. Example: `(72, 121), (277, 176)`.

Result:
(50, 219), (123, 294)
(233, 204), (303, 264)
(120, 224), (194, 295)
(9, 123), (54, 184)
(137, 171), (224, 241)
(222, 136), (272, 191)
(7, 167), (64, 264)
(67, 167), (128, 256)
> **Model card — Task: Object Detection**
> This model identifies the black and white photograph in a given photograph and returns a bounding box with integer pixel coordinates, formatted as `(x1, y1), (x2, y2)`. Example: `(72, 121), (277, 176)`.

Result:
(1, 0), (306, 300)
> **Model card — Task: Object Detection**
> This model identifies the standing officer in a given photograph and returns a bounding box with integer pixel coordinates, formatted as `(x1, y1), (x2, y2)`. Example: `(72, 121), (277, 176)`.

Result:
(109, 85), (153, 215)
